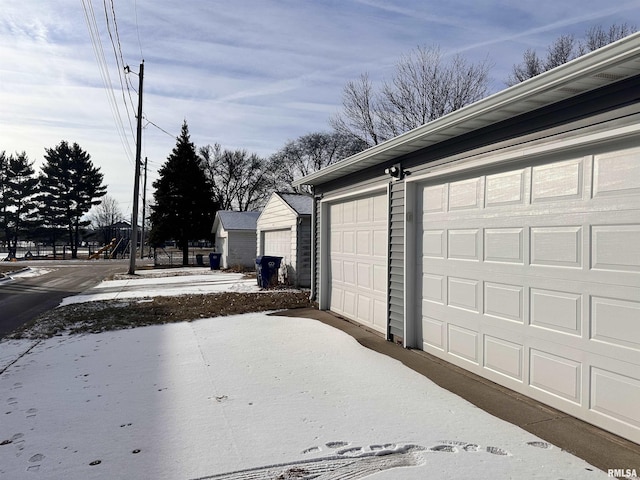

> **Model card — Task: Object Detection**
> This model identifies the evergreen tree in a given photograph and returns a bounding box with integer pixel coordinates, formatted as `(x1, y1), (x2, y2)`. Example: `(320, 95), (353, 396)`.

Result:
(2, 152), (39, 257)
(0, 151), (9, 248)
(150, 121), (217, 265)
(39, 141), (107, 259)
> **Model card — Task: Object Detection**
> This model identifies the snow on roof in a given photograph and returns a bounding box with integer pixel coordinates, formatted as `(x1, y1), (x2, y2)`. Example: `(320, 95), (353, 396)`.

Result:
(278, 192), (313, 215)
(215, 211), (261, 231)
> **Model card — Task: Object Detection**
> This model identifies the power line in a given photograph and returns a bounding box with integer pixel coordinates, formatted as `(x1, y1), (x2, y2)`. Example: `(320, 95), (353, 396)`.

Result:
(81, 0), (135, 166)
(133, 0), (144, 59)
(102, 0), (137, 141)
(143, 117), (175, 138)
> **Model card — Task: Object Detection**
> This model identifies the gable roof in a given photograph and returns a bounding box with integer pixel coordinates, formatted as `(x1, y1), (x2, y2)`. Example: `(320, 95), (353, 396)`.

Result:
(294, 32), (640, 188)
(277, 192), (313, 215)
(213, 211), (260, 232)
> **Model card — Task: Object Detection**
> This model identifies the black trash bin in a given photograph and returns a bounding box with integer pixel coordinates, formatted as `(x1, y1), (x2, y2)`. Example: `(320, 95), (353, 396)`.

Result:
(209, 252), (221, 270)
(195, 254), (204, 266)
(255, 256), (282, 288)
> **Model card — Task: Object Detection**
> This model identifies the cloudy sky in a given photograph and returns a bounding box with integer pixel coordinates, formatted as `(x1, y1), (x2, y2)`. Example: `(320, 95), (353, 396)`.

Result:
(1, 0), (639, 217)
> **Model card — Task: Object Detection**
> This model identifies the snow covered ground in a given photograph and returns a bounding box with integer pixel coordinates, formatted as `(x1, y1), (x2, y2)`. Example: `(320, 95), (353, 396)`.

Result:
(60, 268), (261, 306)
(0, 269), (611, 479)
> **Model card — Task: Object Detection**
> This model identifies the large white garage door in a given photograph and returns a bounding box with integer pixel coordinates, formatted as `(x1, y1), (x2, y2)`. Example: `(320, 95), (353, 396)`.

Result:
(328, 192), (388, 334)
(418, 147), (640, 443)
(263, 229), (291, 263)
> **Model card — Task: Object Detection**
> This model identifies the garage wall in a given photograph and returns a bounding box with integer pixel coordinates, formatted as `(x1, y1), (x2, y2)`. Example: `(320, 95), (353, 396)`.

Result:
(213, 224), (227, 263)
(296, 216), (312, 288)
(388, 181), (405, 340)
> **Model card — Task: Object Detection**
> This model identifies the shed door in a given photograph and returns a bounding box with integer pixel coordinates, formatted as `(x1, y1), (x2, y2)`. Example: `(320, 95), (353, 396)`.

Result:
(328, 192), (388, 334)
(263, 229), (291, 264)
(417, 147), (640, 443)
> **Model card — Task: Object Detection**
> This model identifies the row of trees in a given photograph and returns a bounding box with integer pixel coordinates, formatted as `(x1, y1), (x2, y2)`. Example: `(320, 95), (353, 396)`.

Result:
(0, 142), (106, 259)
(332, 23), (635, 147)
(3, 23), (633, 265)
(507, 23), (636, 86)
(148, 123), (366, 264)
(149, 23), (636, 265)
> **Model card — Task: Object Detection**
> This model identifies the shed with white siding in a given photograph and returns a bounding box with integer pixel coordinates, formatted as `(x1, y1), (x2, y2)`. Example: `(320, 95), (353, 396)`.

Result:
(256, 192), (312, 288)
(211, 211), (260, 269)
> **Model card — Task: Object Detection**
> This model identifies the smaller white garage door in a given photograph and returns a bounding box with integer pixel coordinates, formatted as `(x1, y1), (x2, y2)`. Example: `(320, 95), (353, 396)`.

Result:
(262, 229), (291, 264)
(328, 192), (388, 334)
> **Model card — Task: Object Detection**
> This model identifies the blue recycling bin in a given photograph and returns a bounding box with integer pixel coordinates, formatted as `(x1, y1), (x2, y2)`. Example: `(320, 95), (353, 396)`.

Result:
(255, 256), (282, 287)
(209, 252), (221, 270)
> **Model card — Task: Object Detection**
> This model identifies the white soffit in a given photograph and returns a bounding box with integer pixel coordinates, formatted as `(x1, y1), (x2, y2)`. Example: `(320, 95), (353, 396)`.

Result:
(295, 33), (640, 187)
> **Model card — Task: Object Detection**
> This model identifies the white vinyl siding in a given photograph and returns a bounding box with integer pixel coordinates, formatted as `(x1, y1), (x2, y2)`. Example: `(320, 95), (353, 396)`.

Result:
(417, 146), (640, 444)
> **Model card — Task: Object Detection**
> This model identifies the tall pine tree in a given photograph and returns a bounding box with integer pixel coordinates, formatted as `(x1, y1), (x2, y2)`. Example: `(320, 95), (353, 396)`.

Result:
(0, 151), (9, 248)
(3, 152), (39, 257)
(150, 121), (217, 265)
(39, 141), (107, 259)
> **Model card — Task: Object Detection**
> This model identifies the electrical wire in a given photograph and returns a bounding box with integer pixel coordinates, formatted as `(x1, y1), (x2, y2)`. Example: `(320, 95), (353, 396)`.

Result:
(102, 0), (137, 142)
(143, 117), (175, 138)
(81, 0), (135, 166)
(133, 0), (144, 59)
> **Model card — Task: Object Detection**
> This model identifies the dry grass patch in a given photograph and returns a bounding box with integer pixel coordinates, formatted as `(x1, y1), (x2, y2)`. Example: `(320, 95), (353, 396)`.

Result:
(8, 291), (312, 339)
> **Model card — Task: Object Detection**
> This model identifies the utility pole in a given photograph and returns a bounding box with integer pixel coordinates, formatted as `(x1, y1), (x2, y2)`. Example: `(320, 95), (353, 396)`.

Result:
(140, 156), (148, 259)
(128, 61), (144, 275)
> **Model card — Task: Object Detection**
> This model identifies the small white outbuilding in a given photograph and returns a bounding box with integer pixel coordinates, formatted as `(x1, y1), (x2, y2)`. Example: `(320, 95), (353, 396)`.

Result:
(211, 211), (261, 269)
(256, 192), (312, 288)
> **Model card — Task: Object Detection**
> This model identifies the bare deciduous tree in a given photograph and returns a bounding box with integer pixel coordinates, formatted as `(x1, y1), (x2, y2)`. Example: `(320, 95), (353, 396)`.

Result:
(199, 144), (274, 211)
(332, 45), (492, 147)
(88, 194), (125, 245)
(507, 23), (637, 86)
(580, 23), (637, 53)
(270, 132), (368, 193)
(544, 34), (576, 70)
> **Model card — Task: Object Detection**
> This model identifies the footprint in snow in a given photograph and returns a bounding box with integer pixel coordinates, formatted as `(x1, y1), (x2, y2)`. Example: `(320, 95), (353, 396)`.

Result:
(527, 441), (552, 449)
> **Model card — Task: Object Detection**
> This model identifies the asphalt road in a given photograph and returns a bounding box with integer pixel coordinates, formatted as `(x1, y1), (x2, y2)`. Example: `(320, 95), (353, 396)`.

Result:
(0, 261), (130, 339)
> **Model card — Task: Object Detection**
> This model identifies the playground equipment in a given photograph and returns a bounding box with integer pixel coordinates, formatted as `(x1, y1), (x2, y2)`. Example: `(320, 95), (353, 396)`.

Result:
(88, 238), (118, 260)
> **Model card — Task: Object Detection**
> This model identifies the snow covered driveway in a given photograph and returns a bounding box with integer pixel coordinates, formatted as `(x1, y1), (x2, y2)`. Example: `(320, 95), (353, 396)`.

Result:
(0, 313), (608, 479)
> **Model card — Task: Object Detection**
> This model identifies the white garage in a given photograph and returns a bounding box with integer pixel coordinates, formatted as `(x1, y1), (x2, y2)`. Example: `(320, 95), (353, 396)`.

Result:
(326, 192), (388, 334)
(295, 34), (640, 444)
(257, 192), (312, 288)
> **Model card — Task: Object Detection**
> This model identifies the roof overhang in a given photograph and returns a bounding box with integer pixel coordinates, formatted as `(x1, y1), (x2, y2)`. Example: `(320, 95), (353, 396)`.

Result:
(293, 33), (640, 188)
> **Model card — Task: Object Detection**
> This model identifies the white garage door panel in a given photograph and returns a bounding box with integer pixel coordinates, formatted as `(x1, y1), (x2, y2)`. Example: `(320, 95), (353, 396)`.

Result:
(418, 147), (640, 443)
(263, 229), (291, 262)
(329, 192), (387, 334)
